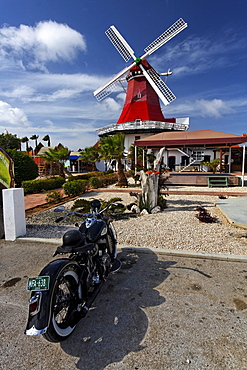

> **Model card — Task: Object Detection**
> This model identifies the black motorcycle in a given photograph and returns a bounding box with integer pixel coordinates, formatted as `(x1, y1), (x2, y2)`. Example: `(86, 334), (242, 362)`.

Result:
(25, 199), (123, 342)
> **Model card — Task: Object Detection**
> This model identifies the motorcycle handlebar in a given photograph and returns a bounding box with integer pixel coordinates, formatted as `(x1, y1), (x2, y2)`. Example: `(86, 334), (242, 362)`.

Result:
(55, 216), (65, 223)
(55, 202), (124, 223)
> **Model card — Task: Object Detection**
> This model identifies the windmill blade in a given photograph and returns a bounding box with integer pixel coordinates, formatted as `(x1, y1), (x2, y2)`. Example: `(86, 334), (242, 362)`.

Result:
(93, 80), (121, 101)
(105, 25), (136, 62)
(139, 64), (176, 105)
(94, 62), (136, 101)
(142, 18), (187, 58)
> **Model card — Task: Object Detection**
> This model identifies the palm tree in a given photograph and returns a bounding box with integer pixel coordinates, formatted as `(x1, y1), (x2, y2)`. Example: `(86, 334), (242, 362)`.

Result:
(40, 145), (71, 178)
(30, 134), (39, 153)
(42, 135), (51, 147)
(79, 146), (100, 171)
(21, 136), (29, 151)
(128, 144), (146, 170)
(99, 133), (128, 187)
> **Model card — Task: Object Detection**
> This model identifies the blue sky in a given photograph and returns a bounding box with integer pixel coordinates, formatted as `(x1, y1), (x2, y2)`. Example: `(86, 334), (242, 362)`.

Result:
(0, 0), (246, 151)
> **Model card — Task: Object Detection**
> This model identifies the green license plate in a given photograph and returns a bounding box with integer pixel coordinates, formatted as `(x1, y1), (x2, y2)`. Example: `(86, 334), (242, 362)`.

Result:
(27, 276), (50, 291)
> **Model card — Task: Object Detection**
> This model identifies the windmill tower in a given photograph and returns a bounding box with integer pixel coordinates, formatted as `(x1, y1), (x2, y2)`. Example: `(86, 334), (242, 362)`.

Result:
(116, 59), (173, 125)
(94, 19), (189, 168)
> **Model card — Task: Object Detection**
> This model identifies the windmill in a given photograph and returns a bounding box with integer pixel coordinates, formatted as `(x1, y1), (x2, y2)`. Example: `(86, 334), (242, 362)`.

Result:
(94, 18), (189, 135)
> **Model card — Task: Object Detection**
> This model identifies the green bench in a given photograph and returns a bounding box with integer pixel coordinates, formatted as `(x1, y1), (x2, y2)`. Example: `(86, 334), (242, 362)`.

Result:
(207, 176), (228, 188)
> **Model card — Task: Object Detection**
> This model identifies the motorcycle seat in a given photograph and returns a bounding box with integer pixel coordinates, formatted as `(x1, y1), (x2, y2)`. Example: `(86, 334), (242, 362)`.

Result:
(55, 242), (97, 255)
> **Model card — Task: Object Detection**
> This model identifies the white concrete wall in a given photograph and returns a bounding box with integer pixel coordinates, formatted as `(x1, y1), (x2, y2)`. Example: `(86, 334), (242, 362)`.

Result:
(3, 188), (26, 241)
(124, 133), (156, 153)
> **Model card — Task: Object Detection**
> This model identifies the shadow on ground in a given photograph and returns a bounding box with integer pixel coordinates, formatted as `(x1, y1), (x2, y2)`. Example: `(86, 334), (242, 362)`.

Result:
(61, 250), (176, 370)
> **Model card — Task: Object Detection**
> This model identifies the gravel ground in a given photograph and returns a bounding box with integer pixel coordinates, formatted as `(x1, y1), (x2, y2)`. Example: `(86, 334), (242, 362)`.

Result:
(26, 186), (247, 256)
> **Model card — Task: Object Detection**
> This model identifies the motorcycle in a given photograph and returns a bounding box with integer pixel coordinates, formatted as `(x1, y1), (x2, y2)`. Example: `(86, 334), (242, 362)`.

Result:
(25, 199), (123, 343)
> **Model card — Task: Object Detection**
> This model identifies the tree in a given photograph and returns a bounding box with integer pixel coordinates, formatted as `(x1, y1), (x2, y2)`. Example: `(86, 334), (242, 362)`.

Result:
(202, 158), (220, 174)
(128, 144), (147, 170)
(30, 134), (39, 151)
(6, 149), (38, 186)
(40, 145), (71, 178)
(0, 133), (21, 150)
(137, 147), (166, 213)
(79, 146), (100, 171)
(99, 133), (128, 187)
(21, 136), (29, 151)
(42, 135), (51, 147)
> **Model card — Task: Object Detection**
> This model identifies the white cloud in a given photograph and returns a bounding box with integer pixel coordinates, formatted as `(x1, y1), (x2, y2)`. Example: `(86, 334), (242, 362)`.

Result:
(0, 85), (35, 100)
(116, 92), (126, 103)
(164, 98), (234, 119)
(0, 21), (86, 71)
(101, 97), (122, 112)
(196, 99), (234, 118)
(0, 100), (29, 126)
(0, 70), (109, 104)
(150, 31), (247, 77)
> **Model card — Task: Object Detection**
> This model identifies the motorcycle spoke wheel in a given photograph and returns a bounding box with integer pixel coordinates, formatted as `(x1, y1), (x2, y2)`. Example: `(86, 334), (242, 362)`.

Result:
(43, 265), (82, 342)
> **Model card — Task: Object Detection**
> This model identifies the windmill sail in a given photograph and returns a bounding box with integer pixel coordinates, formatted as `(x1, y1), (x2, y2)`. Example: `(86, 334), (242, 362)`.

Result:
(139, 64), (176, 106)
(146, 67), (176, 104)
(143, 18), (187, 57)
(93, 62), (135, 101)
(105, 26), (135, 62)
(94, 18), (187, 105)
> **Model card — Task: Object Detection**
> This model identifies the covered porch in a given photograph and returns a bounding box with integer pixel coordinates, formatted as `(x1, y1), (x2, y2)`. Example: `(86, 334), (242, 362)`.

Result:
(134, 130), (247, 186)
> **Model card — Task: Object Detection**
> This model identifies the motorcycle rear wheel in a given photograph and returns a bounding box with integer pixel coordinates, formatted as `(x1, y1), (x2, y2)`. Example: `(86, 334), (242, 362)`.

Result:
(43, 263), (83, 342)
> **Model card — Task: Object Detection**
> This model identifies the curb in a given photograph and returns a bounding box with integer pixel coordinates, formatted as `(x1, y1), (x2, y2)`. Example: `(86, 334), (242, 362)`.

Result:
(17, 237), (247, 263)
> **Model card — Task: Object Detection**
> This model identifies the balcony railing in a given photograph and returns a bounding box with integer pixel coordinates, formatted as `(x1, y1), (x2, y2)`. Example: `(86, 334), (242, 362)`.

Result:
(96, 119), (189, 136)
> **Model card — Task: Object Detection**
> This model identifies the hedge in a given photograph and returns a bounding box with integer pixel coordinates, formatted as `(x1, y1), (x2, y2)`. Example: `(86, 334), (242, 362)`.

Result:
(63, 180), (88, 196)
(87, 173), (118, 189)
(67, 170), (113, 182)
(22, 177), (65, 194)
(21, 171), (124, 196)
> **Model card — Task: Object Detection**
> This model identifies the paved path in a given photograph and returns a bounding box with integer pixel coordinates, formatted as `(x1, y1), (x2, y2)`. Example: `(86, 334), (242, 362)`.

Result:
(216, 196), (247, 229)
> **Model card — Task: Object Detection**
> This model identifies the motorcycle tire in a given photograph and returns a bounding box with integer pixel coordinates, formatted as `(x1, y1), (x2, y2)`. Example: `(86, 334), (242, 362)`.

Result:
(43, 262), (83, 343)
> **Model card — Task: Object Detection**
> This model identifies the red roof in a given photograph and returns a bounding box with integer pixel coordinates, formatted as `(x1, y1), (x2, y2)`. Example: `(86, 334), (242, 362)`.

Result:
(134, 130), (247, 148)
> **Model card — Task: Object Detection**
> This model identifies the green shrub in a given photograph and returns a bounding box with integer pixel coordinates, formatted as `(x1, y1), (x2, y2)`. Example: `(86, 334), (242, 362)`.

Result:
(138, 193), (152, 213)
(71, 198), (91, 212)
(201, 158), (220, 174)
(63, 180), (88, 196)
(6, 149), (38, 186)
(66, 171), (118, 192)
(67, 170), (114, 182)
(157, 195), (167, 210)
(68, 173), (91, 181)
(100, 173), (118, 186)
(89, 176), (100, 188)
(45, 190), (63, 203)
(22, 177), (65, 194)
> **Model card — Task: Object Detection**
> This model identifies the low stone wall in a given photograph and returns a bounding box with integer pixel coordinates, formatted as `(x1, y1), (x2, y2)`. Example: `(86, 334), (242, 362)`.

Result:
(166, 174), (241, 186)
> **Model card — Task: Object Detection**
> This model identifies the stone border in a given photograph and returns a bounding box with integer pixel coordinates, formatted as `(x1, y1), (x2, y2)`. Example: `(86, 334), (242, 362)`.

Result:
(17, 237), (247, 263)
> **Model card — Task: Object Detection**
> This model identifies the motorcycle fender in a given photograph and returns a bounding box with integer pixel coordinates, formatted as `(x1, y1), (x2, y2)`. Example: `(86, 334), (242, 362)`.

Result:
(25, 258), (77, 336)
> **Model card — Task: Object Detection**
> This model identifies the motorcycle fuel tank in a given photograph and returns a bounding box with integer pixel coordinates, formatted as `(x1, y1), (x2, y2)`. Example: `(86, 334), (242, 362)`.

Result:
(79, 219), (107, 243)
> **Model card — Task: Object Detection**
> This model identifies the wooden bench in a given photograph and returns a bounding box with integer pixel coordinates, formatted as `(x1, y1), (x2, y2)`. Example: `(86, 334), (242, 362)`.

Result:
(207, 176), (228, 188)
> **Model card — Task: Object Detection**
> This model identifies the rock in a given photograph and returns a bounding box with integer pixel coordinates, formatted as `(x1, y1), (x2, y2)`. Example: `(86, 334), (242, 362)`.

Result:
(140, 209), (149, 215)
(151, 206), (161, 214)
(131, 205), (139, 213)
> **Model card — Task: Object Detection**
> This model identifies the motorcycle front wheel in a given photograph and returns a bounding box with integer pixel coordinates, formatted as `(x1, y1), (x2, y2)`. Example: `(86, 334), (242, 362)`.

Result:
(43, 263), (83, 342)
